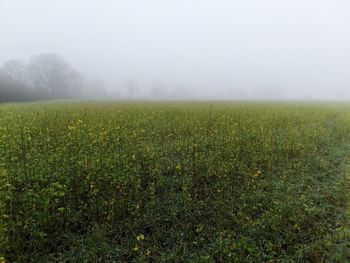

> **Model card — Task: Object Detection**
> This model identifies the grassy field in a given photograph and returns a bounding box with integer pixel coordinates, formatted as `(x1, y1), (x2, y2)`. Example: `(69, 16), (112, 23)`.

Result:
(1, 102), (350, 262)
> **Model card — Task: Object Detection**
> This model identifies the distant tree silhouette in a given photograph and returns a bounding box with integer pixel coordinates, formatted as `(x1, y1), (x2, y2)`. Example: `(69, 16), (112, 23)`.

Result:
(0, 53), (84, 102)
(28, 53), (82, 98)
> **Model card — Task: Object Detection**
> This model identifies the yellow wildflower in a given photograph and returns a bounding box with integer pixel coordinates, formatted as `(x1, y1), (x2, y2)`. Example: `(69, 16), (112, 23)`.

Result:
(133, 244), (139, 251)
(136, 234), (145, 241)
(253, 170), (261, 178)
(175, 164), (182, 172)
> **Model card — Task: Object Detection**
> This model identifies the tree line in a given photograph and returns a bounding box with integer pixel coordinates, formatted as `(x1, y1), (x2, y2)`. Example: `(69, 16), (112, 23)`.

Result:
(1, 53), (202, 102)
(0, 53), (85, 103)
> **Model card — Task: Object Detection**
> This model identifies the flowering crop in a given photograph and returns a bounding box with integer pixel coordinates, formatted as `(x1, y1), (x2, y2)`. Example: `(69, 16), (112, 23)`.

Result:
(1, 102), (350, 262)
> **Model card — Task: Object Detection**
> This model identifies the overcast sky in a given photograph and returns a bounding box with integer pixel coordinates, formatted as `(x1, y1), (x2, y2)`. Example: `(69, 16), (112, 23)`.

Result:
(1, 0), (350, 99)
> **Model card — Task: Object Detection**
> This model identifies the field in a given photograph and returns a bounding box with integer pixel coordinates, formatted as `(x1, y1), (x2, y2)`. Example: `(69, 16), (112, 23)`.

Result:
(1, 102), (350, 262)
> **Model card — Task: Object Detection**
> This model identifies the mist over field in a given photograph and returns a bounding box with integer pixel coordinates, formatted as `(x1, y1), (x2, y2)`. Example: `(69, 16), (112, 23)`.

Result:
(1, 0), (350, 101)
(4, 2), (350, 262)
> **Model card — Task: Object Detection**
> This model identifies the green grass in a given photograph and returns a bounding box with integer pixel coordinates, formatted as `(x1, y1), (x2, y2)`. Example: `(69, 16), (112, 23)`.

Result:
(1, 102), (350, 262)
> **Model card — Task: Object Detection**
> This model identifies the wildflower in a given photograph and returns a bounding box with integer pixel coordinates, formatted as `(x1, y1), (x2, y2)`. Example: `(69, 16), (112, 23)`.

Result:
(253, 170), (261, 178)
(175, 164), (182, 172)
(133, 244), (139, 251)
(136, 234), (145, 241)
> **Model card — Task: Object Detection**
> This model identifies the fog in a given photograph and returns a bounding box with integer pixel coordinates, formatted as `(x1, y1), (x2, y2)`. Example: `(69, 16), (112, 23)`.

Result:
(1, 0), (350, 100)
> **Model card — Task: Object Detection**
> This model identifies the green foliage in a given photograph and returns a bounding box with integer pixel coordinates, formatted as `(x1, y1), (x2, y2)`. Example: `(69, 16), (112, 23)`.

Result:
(1, 102), (350, 262)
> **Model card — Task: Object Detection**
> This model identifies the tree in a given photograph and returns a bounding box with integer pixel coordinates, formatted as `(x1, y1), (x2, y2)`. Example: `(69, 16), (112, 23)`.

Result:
(0, 53), (88, 102)
(28, 53), (82, 98)
(2, 59), (30, 86)
(0, 69), (34, 102)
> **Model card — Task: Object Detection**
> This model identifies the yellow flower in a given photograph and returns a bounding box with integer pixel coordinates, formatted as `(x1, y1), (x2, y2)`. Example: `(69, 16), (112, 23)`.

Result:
(136, 234), (145, 241)
(253, 170), (261, 178)
(133, 244), (139, 251)
(0, 256), (6, 263)
(175, 164), (182, 172)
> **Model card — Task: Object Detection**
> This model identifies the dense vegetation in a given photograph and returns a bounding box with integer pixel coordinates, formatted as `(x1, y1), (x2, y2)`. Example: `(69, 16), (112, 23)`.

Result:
(1, 102), (350, 262)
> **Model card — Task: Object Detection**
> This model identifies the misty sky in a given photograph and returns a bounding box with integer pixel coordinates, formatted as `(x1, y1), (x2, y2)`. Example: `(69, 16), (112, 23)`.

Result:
(1, 0), (350, 99)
